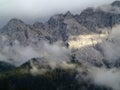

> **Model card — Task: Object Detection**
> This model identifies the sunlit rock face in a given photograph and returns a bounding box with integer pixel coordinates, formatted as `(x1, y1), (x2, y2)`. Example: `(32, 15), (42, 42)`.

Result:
(67, 29), (109, 67)
(68, 32), (108, 49)
(68, 24), (120, 67)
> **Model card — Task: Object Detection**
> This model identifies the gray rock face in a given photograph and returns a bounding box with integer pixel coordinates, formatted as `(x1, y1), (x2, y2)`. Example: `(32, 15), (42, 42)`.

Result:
(76, 7), (120, 31)
(1, 1), (120, 45)
(0, 18), (34, 45)
(0, 19), (51, 45)
(71, 46), (104, 67)
(111, 1), (120, 7)
(33, 22), (45, 29)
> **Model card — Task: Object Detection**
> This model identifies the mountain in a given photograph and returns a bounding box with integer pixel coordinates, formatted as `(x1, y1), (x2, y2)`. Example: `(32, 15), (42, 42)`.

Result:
(76, 7), (120, 31)
(0, 1), (120, 90)
(20, 57), (51, 71)
(111, 1), (120, 7)
(0, 1), (120, 67)
(1, 1), (120, 44)
(0, 18), (51, 46)
(0, 58), (111, 90)
(0, 61), (15, 72)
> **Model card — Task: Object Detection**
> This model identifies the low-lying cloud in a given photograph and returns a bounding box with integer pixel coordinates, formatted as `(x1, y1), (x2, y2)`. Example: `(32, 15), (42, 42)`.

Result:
(97, 25), (120, 63)
(97, 4), (120, 14)
(90, 68), (120, 90)
(0, 37), (70, 66)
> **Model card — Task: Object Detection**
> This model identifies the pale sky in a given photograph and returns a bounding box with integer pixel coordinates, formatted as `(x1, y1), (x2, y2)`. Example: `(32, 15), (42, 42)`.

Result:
(0, 0), (115, 27)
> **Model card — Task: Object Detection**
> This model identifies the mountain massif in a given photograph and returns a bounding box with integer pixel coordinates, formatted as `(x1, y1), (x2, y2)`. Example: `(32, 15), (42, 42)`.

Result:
(0, 1), (120, 90)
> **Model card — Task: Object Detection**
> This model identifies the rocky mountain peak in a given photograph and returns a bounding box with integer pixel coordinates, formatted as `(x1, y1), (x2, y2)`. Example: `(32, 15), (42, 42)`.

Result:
(7, 18), (25, 26)
(21, 58), (40, 67)
(20, 57), (50, 70)
(80, 8), (94, 15)
(47, 14), (64, 29)
(2, 18), (26, 32)
(64, 11), (73, 18)
(111, 1), (120, 7)
(77, 5), (120, 31)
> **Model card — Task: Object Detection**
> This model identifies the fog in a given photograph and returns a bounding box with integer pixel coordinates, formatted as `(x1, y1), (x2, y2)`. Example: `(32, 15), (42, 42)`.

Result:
(80, 25), (120, 90)
(0, 38), (70, 66)
(90, 67), (120, 90)
(97, 5), (120, 14)
(98, 25), (120, 63)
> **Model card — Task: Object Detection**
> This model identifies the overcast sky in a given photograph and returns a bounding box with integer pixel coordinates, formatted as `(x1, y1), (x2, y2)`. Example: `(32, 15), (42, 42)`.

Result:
(0, 0), (115, 27)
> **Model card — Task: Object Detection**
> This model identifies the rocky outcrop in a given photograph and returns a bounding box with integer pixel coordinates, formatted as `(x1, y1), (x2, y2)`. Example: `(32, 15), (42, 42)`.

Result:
(0, 19), (51, 45)
(76, 7), (120, 31)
